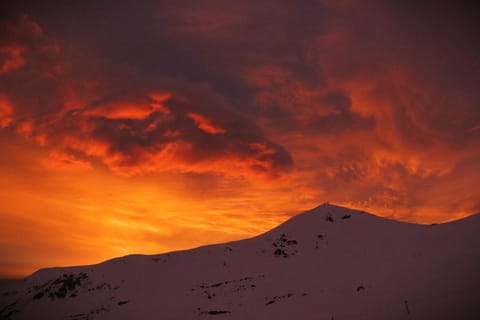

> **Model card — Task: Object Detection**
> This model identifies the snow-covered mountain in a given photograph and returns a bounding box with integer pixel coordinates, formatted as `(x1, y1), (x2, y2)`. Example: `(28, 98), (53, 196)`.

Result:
(1, 204), (479, 320)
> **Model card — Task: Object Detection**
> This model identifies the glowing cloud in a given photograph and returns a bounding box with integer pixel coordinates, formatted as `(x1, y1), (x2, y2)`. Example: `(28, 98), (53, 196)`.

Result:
(187, 112), (226, 135)
(0, 45), (26, 74)
(0, 94), (13, 128)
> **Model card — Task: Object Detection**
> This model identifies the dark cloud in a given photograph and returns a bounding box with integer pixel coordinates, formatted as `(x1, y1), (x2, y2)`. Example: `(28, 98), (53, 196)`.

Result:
(0, 13), (294, 178)
(308, 90), (374, 134)
(37, 83), (293, 177)
(310, 112), (375, 134)
(323, 91), (351, 113)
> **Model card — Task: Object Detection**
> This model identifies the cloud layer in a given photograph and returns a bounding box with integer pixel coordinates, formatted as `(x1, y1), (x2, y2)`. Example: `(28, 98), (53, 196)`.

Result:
(2, 1), (479, 213)
(0, 14), (293, 178)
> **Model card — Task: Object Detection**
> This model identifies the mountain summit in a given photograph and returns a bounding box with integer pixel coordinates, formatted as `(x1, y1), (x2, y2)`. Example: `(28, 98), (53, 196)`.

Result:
(1, 204), (479, 319)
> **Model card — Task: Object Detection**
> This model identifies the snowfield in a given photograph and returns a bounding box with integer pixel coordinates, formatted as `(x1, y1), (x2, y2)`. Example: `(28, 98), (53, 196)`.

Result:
(1, 204), (479, 319)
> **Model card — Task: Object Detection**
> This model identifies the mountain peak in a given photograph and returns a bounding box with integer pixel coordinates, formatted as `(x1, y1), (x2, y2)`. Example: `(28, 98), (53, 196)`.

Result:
(266, 203), (383, 235)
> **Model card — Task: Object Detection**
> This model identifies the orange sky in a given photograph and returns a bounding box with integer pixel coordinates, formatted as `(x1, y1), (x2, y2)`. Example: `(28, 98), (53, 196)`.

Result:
(1, 1), (479, 278)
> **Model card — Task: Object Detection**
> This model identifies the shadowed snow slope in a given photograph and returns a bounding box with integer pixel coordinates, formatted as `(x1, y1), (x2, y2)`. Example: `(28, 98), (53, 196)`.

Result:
(1, 204), (479, 320)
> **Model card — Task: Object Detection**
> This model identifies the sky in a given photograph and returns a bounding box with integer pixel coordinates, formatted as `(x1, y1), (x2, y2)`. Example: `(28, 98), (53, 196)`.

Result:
(0, 0), (479, 278)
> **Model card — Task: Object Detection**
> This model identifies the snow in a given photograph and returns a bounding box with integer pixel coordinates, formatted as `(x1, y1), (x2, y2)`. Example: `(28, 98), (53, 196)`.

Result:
(1, 203), (479, 319)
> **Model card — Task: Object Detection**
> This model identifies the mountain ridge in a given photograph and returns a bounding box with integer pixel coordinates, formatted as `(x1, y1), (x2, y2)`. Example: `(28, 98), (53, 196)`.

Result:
(1, 204), (479, 320)
(31, 203), (478, 276)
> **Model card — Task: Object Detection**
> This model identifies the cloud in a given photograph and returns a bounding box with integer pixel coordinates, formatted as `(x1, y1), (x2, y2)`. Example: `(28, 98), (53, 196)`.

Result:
(0, 16), (293, 179)
(0, 14), (43, 75)
(1, 2), (480, 218)
(186, 112), (226, 135)
(0, 45), (25, 74)
(308, 90), (375, 134)
(31, 87), (293, 177)
(0, 93), (13, 128)
(44, 150), (92, 171)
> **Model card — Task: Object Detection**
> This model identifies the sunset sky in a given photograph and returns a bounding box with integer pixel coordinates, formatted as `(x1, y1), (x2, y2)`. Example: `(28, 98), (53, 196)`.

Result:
(1, 1), (479, 278)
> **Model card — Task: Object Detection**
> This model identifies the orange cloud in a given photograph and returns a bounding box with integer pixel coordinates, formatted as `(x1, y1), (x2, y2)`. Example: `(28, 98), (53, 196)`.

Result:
(150, 92), (172, 115)
(15, 120), (33, 136)
(81, 92), (172, 120)
(7, 87), (291, 178)
(248, 142), (277, 156)
(83, 100), (167, 120)
(0, 94), (13, 128)
(0, 45), (26, 74)
(44, 150), (92, 171)
(187, 112), (226, 135)
(0, 14), (43, 75)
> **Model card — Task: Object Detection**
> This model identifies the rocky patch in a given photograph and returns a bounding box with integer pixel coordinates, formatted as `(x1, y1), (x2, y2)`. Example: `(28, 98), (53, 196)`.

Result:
(31, 272), (88, 301)
(265, 293), (294, 306)
(200, 310), (231, 315)
(272, 234), (299, 258)
(0, 301), (18, 320)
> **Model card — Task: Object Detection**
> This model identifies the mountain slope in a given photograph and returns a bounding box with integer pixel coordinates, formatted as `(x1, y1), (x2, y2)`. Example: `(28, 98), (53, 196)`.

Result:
(1, 204), (479, 320)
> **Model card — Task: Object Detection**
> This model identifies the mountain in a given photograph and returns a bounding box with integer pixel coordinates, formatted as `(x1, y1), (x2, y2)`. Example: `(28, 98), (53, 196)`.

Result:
(1, 204), (479, 320)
